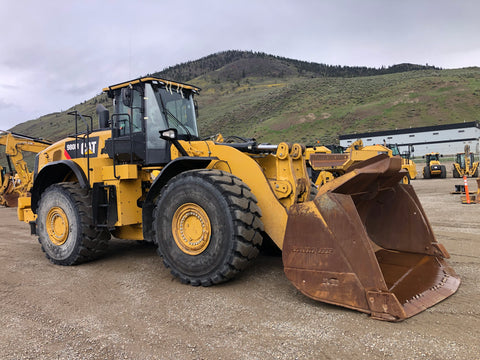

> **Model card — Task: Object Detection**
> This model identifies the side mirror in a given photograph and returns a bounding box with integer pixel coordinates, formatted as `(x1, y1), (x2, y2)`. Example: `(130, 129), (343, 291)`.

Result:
(159, 128), (178, 141)
(121, 87), (132, 107)
(410, 145), (414, 153)
(159, 128), (188, 156)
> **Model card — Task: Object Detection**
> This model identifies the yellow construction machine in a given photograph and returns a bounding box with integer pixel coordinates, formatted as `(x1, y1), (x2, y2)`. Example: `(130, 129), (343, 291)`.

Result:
(0, 131), (52, 207)
(453, 145), (479, 178)
(16, 77), (460, 321)
(386, 143), (417, 184)
(307, 139), (389, 186)
(423, 152), (446, 179)
(304, 145), (333, 185)
(307, 140), (416, 186)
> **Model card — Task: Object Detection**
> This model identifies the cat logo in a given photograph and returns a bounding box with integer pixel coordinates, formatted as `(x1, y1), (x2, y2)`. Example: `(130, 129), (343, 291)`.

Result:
(64, 136), (99, 159)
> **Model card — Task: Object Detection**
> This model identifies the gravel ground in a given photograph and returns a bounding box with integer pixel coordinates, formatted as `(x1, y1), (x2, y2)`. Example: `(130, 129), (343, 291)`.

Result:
(1, 166), (479, 359)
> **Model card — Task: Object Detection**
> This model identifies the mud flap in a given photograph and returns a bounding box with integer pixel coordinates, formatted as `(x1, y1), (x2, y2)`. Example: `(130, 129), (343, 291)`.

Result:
(282, 155), (460, 321)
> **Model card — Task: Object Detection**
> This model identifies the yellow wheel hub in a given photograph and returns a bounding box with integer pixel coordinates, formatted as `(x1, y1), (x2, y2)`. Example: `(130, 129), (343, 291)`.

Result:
(172, 203), (211, 255)
(46, 207), (69, 246)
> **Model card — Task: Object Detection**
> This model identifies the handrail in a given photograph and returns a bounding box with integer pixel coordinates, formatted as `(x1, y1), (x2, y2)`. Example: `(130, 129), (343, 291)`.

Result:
(67, 111), (93, 185)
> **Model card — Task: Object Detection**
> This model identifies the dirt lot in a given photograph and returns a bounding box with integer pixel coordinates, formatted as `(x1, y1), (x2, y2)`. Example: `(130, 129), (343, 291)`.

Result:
(1, 167), (479, 359)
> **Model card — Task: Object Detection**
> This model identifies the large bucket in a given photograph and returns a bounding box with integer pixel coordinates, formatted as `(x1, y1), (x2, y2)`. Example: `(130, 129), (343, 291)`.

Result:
(283, 155), (460, 321)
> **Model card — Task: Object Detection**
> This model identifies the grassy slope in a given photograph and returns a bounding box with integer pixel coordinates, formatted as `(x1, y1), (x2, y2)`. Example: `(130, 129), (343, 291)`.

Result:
(9, 61), (480, 148)
(10, 93), (112, 142)
(194, 68), (480, 145)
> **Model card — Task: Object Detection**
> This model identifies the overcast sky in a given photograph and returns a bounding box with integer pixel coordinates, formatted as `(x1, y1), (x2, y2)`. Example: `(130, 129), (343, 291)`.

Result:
(1, 0), (479, 130)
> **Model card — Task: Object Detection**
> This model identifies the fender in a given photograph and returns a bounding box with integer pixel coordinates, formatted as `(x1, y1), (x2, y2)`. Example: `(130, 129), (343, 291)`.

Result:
(31, 160), (88, 212)
(142, 157), (215, 241)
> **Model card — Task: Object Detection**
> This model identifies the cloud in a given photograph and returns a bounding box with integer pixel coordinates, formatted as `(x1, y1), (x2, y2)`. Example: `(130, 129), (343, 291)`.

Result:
(0, 82), (17, 91)
(0, 0), (479, 128)
(0, 98), (14, 110)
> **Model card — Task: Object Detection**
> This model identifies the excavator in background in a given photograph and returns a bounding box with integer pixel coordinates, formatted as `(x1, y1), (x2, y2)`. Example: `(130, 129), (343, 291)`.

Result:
(0, 131), (52, 207)
(14, 77), (459, 321)
(0, 165), (17, 206)
(453, 145), (479, 178)
(423, 152), (446, 179)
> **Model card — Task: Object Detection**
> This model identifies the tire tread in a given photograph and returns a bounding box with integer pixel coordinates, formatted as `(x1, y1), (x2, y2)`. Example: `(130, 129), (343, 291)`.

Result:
(153, 170), (264, 286)
(38, 182), (110, 265)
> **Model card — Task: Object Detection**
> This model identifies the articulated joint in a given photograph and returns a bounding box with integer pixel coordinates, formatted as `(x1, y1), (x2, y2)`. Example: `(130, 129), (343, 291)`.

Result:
(272, 142), (310, 209)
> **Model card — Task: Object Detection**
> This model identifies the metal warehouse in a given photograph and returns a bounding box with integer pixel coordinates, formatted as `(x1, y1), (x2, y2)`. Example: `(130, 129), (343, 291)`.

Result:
(339, 121), (480, 157)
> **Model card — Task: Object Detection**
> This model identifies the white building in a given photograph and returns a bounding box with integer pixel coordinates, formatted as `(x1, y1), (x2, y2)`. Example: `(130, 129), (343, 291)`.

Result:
(339, 121), (480, 157)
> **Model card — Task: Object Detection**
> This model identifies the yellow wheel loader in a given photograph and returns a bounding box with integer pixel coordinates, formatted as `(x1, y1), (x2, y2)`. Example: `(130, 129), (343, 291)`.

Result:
(304, 145), (333, 186)
(386, 143), (417, 184)
(423, 152), (446, 179)
(0, 131), (52, 207)
(16, 77), (460, 321)
(307, 139), (392, 187)
(307, 140), (416, 186)
(453, 145), (479, 178)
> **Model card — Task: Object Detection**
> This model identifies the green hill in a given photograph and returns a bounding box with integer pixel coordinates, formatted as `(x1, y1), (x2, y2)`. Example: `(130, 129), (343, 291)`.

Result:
(193, 67), (480, 145)
(10, 50), (480, 147)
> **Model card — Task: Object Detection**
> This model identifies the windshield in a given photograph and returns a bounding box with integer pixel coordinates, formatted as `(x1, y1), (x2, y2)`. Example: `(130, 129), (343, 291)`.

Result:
(152, 84), (198, 138)
(427, 154), (439, 163)
(145, 83), (198, 148)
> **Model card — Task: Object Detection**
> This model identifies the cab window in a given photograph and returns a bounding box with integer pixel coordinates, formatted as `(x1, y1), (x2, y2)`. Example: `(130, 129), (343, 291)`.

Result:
(115, 87), (143, 135)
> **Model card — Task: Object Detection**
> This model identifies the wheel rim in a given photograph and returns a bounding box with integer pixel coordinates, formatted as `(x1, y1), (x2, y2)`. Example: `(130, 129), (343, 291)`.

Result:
(46, 206), (69, 246)
(172, 203), (211, 255)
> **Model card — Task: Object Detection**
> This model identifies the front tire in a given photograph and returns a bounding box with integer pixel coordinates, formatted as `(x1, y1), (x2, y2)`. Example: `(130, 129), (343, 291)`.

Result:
(440, 165), (447, 178)
(153, 170), (264, 286)
(37, 183), (110, 265)
(453, 167), (460, 178)
(423, 166), (431, 179)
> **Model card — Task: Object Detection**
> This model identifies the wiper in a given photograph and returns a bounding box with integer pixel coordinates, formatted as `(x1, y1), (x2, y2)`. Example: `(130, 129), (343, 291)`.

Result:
(164, 108), (191, 138)
(157, 90), (192, 139)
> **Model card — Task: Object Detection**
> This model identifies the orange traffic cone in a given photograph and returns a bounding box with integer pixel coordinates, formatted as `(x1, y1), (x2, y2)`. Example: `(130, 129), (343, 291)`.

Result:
(463, 176), (471, 204)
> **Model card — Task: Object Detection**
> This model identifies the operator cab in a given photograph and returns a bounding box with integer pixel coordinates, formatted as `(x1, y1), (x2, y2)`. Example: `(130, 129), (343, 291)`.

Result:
(101, 77), (200, 166)
(426, 153), (439, 164)
(387, 144), (400, 156)
(455, 152), (474, 169)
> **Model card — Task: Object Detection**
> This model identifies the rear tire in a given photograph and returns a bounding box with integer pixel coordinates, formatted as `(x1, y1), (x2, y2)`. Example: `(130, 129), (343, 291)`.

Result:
(153, 170), (264, 286)
(36, 183), (110, 265)
(402, 173), (411, 184)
